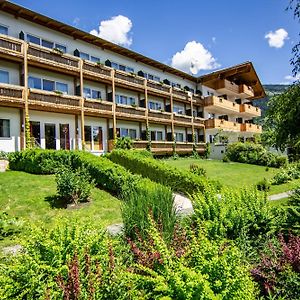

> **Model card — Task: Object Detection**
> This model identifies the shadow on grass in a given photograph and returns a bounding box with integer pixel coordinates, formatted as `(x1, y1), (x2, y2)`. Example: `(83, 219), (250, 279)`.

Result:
(45, 195), (67, 209)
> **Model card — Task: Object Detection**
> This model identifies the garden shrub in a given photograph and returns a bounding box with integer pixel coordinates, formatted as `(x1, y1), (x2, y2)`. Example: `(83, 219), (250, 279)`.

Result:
(108, 149), (216, 195)
(0, 151), (8, 160)
(225, 142), (287, 168)
(56, 166), (94, 205)
(256, 178), (271, 192)
(271, 164), (300, 185)
(0, 212), (23, 240)
(114, 136), (133, 150)
(189, 163), (207, 177)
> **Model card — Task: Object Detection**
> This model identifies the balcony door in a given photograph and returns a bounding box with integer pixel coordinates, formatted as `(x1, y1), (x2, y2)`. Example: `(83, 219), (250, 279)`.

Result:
(45, 124), (56, 149)
(30, 121), (41, 147)
(60, 124), (70, 150)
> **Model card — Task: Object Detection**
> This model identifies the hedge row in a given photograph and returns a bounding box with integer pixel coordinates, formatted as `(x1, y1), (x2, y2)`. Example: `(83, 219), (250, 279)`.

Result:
(225, 142), (287, 168)
(8, 150), (170, 198)
(108, 150), (212, 195)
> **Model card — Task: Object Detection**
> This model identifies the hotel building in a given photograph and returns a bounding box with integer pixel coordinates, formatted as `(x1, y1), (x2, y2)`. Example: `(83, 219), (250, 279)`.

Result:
(0, 1), (265, 155)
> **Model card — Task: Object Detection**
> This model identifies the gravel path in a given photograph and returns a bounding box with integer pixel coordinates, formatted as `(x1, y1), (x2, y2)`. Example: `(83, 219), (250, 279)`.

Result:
(268, 191), (293, 201)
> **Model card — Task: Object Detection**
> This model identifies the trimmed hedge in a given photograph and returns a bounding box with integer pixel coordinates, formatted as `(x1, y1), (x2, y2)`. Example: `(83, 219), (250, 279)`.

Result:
(108, 149), (212, 195)
(8, 150), (170, 198)
(224, 142), (287, 168)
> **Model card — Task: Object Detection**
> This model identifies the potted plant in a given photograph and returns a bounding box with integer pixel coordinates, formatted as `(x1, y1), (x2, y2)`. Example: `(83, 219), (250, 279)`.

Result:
(0, 151), (9, 172)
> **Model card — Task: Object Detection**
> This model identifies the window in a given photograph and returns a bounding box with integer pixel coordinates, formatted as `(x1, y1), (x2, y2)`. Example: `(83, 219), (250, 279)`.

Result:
(148, 101), (162, 111)
(26, 34), (40, 45)
(79, 52), (90, 60)
(153, 76), (160, 82)
(115, 94), (135, 106)
(43, 79), (55, 92)
(28, 76), (42, 89)
(0, 119), (10, 138)
(126, 67), (134, 73)
(111, 61), (134, 73)
(157, 131), (163, 141)
(91, 56), (100, 63)
(0, 70), (9, 84)
(84, 126), (92, 151)
(42, 39), (54, 49)
(175, 132), (184, 142)
(111, 62), (119, 69)
(56, 82), (68, 94)
(120, 128), (128, 137)
(55, 43), (66, 53)
(173, 106), (184, 114)
(83, 87), (91, 98)
(92, 90), (101, 99)
(129, 129), (137, 139)
(119, 64), (126, 71)
(92, 126), (102, 151)
(0, 24), (8, 35)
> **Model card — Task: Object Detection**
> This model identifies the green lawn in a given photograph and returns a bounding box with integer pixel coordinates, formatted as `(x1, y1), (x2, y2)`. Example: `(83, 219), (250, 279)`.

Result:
(163, 158), (300, 195)
(0, 170), (122, 231)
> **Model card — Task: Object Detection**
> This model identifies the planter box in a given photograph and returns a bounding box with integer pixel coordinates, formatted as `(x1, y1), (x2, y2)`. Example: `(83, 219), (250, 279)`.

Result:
(0, 160), (9, 172)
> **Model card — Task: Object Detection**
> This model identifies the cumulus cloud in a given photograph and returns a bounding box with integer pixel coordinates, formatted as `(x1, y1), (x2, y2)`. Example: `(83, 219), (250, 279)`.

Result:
(90, 15), (133, 47)
(171, 41), (220, 74)
(283, 74), (300, 83)
(265, 28), (288, 48)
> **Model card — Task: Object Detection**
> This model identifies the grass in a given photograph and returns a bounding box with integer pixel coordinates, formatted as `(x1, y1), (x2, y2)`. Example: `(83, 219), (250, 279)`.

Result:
(163, 158), (300, 195)
(0, 171), (122, 248)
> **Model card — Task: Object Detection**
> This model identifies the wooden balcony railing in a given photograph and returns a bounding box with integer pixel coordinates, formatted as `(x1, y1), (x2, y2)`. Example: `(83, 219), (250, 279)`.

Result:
(114, 70), (144, 88)
(148, 110), (172, 122)
(0, 35), (22, 54)
(27, 44), (80, 70)
(0, 83), (24, 100)
(28, 89), (81, 108)
(84, 99), (113, 113)
(147, 81), (170, 94)
(115, 105), (146, 118)
(214, 79), (239, 95)
(239, 84), (254, 98)
(240, 104), (261, 117)
(173, 113), (192, 124)
(204, 96), (240, 113)
(172, 88), (187, 100)
(205, 119), (241, 131)
(194, 117), (205, 126)
(83, 61), (111, 78)
(241, 123), (262, 133)
(193, 95), (204, 105)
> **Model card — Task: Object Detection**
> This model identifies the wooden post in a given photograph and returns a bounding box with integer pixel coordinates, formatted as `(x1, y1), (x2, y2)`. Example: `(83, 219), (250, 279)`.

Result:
(170, 87), (174, 140)
(23, 41), (30, 149)
(111, 69), (117, 139)
(19, 108), (25, 150)
(144, 78), (149, 129)
(190, 93), (195, 137)
(75, 115), (79, 149)
(79, 59), (85, 150)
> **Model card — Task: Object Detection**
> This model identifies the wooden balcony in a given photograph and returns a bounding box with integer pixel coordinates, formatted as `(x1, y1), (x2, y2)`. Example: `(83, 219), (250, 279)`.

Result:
(27, 44), (80, 74)
(204, 96), (240, 114)
(115, 104), (146, 120)
(84, 99), (113, 116)
(147, 80), (170, 97)
(205, 119), (241, 131)
(28, 89), (81, 112)
(172, 88), (188, 101)
(0, 83), (24, 107)
(148, 110), (172, 124)
(193, 95), (204, 105)
(173, 113), (192, 126)
(0, 34), (23, 61)
(194, 117), (205, 127)
(83, 61), (112, 82)
(240, 103), (261, 117)
(241, 123), (262, 133)
(133, 141), (205, 154)
(114, 70), (145, 91)
(214, 79), (239, 96)
(239, 84), (254, 98)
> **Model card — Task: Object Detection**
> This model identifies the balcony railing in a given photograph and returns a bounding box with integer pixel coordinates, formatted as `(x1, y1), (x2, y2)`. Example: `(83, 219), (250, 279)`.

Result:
(193, 95), (204, 105)
(214, 79), (239, 95)
(205, 119), (241, 131)
(28, 89), (81, 108)
(83, 61), (111, 78)
(240, 103), (261, 117)
(0, 83), (24, 100)
(172, 88), (188, 100)
(115, 104), (146, 118)
(194, 117), (205, 126)
(27, 44), (80, 70)
(148, 110), (172, 123)
(204, 96), (240, 113)
(0, 34), (22, 54)
(147, 81), (170, 94)
(114, 70), (144, 88)
(241, 123), (262, 133)
(84, 99), (113, 113)
(239, 84), (254, 98)
(173, 113), (192, 124)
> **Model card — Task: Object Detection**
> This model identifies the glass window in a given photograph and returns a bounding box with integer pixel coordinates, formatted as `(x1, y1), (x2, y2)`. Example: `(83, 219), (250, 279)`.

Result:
(175, 133), (184, 142)
(148, 74), (154, 80)
(111, 62), (119, 69)
(0, 119), (10, 138)
(93, 126), (102, 151)
(157, 131), (163, 141)
(28, 76), (42, 89)
(128, 97), (135, 105)
(173, 106), (183, 114)
(119, 64), (126, 71)
(55, 43), (66, 53)
(56, 82), (68, 94)
(83, 87), (91, 98)
(91, 56), (100, 63)
(153, 76), (160, 82)
(92, 90), (101, 99)
(43, 79), (55, 91)
(115, 94), (120, 104)
(27, 34), (40, 45)
(120, 95), (127, 105)
(126, 67), (134, 73)
(120, 128), (128, 137)
(129, 129), (137, 139)
(0, 70), (9, 84)
(79, 52), (90, 60)
(42, 39), (54, 49)
(84, 126), (92, 150)
(0, 25), (8, 35)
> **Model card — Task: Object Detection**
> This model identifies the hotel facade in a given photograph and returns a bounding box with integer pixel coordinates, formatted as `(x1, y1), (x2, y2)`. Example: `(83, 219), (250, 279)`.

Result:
(0, 1), (265, 155)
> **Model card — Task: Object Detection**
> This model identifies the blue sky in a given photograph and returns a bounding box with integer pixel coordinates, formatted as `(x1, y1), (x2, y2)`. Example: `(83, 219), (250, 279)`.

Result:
(12, 0), (299, 84)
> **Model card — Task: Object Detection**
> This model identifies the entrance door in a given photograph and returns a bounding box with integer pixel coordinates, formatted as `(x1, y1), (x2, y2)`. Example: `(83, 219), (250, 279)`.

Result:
(93, 126), (103, 151)
(45, 124), (56, 149)
(30, 121), (41, 147)
(59, 124), (70, 150)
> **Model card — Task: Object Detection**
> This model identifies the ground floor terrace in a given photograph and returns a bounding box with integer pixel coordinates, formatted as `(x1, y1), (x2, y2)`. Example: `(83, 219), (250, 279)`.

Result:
(0, 106), (207, 155)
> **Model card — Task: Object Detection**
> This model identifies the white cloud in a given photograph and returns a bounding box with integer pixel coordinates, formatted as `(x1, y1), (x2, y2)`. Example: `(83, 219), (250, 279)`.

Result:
(283, 74), (300, 83)
(265, 28), (288, 48)
(90, 15), (132, 47)
(72, 17), (80, 27)
(171, 41), (220, 74)
(212, 37), (216, 43)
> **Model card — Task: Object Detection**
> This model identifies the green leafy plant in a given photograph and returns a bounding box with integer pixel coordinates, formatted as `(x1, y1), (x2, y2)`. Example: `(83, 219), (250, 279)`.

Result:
(189, 163), (207, 177)
(0, 151), (8, 160)
(256, 178), (271, 192)
(0, 212), (23, 240)
(114, 136), (133, 150)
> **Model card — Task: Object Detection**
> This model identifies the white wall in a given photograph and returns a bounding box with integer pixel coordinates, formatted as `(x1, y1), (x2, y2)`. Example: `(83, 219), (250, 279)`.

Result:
(0, 107), (20, 152)
(0, 59), (20, 85)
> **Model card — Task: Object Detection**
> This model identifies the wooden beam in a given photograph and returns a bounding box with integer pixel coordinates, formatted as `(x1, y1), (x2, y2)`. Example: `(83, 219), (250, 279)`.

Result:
(79, 60), (85, 149)
(111, 69), (117, 139)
